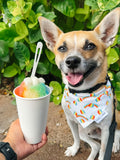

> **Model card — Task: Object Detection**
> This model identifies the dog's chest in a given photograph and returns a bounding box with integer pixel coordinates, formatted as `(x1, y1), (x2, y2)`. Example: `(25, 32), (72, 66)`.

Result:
(62, 81), (113, 128)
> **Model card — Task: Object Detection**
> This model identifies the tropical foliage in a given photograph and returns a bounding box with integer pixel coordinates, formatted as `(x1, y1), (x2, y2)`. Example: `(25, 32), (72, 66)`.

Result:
(0, 0), (120, 106)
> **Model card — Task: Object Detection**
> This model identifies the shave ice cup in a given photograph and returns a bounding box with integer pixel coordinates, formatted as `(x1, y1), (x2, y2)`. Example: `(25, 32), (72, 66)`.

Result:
(13, 85), (52, 144)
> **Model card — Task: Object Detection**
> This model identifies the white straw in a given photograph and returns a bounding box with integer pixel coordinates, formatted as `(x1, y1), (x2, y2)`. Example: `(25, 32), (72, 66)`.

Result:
(31, 42), (43, 77)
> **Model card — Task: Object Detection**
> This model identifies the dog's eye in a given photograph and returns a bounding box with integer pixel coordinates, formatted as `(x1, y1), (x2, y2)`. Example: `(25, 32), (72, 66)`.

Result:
(58, 46), (68, 52)
(83, 41), (96, 51)
(87, 43), (96, 50)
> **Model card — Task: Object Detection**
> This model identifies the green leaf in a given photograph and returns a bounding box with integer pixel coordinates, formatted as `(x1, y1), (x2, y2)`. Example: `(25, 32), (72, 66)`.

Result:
(0, 0), (2, 10)
(36, 4), (45, 13)
(3, 64), (18, 77)
(41, 12), (56, 20)
(85, 0), (99, 9)
(117, 101), (120, 111)
(75, 14), (88, 22)
(13, 63), (21, 74)
(115, 91), (120, 101)
(28, 12), (42, 28)
(26, 59), (34, 72)
(14, 72), (25, 87)
(12, 14), (23, 24)
(3, 0), (13, 21)
(0, 22), (6, 31)
(52, 0), (76, 17)
(15, 20), (28, 35)
(115, 71), (120, 82)
(11, 99), (16, 106)
(22, 2), (32, 16)
(28, 22), (38, 29)
(115, 82), (120, 91)
(50, 94), (54, 102)
(106, 47), (110, 55)
(117, 34), (120, 45)
(7, 1), (17, 13)
(115, 47), (120, 56)
(41, 0), (48, 6)
(76, 5), (89, 15)
(14, 42), (30, 67)
(108, 71), (114, 81)
(53, 94), (63, 105)
(75, 5), (90, 22)
(15, 20), (28, 41)
(0, 27), (18, 47)
(29, 43), (36, 53)
(0, 55), (9, 62)
(107, 48), (119, 66)
(7, 1), (21, 16)
(107, 71), (116, 87)
(27, 11), (41, 28)
(110, 63), (119, 72)
(97, 0), (120, 11)
(29, 28), (42, 43)
(36, 5), (56, 20)
(45, 49), (55, 64)
(19, 62), (26, 70)
(0, 40), (9, 58)
(50, 81), (62, 96)
(17, 0), (25, 8)
(28, 10), (36, 23)
(36, 62), (50, 75)
(111, 35), (118, 47)
(91, 11), (103, 28)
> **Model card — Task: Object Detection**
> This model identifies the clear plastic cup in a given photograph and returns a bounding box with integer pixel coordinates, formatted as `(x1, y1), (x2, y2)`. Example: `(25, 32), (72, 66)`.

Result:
(13, 85), (52, 144)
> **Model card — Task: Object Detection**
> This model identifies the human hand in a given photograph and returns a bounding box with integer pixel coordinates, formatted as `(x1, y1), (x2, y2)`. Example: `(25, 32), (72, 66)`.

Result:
(3, 119), (48, 160)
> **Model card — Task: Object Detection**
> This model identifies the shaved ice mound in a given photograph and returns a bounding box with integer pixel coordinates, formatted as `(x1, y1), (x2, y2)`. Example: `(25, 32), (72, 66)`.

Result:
(15, 76), (49, 98)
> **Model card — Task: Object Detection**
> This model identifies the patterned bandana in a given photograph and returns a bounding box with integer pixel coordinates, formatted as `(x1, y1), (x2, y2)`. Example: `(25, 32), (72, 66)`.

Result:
(63, 80), (112, 128)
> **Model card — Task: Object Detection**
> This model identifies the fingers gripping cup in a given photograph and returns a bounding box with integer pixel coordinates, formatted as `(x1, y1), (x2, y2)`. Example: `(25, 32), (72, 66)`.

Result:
(14, 82), (52, 144)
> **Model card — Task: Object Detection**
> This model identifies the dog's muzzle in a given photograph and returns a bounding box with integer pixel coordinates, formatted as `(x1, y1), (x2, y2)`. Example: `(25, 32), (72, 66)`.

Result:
(65, 56), (97, 87)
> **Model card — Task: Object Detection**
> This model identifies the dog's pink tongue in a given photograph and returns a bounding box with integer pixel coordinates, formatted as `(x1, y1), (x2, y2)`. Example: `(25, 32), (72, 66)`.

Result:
(66, 73), (83, 85)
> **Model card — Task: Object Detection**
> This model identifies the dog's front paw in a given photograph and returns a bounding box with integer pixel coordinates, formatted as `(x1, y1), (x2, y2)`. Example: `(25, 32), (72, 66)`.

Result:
(65, 145), (79, 157)
(98, 150), (104, 160)
(112, 130), (120, 153)
(112, 140), (120, 153)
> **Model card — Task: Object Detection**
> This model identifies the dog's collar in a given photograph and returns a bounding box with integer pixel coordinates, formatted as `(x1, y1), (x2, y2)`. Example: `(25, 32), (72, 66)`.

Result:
(68, 76), (109, 94)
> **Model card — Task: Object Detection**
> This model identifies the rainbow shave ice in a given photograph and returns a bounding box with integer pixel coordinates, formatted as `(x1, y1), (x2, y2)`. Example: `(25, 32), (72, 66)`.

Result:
(15, 76), (49, 98)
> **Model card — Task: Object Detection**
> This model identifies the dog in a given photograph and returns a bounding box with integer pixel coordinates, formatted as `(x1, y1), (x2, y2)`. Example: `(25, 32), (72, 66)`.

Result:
(39, 8), (120, 160)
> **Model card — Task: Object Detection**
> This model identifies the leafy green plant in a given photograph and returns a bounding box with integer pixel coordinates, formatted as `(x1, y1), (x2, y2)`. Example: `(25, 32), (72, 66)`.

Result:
(50, 81), (63, 105)
(0, 0), (57, 86)
(0, 0), (120, 106)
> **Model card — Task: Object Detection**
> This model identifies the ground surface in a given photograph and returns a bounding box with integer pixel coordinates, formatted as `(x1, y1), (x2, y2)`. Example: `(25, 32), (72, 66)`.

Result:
(0, 94), (120, 160)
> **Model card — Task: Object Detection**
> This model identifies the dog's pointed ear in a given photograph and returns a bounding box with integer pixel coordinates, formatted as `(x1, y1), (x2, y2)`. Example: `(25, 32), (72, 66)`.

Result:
(94, 8), (120, 48)
(38, 17), (63, 52)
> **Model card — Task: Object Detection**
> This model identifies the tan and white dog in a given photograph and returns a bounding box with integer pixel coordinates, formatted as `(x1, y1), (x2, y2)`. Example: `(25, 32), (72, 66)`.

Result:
(39, 8), (120, 160)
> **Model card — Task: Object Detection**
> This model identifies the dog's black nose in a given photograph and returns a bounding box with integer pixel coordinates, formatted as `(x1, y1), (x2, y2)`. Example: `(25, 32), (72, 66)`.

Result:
(65, 56), (81, 69)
